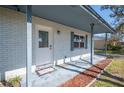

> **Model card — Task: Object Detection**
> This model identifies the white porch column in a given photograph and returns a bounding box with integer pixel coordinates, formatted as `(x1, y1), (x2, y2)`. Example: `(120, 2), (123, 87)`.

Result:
(26, 5), (32, 87)
(90, 23), (95, 64)
(105, 32), (108, 56)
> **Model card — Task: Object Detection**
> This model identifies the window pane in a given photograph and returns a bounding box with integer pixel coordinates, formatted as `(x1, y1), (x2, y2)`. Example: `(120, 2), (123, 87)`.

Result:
(80, 42), (84, 48)
(80, 36), (84, 42)
(39, 31), (48, 48)
(73, 34), (86, 49)
(74, 35), (80, 42)
(74, 42), (79, 48)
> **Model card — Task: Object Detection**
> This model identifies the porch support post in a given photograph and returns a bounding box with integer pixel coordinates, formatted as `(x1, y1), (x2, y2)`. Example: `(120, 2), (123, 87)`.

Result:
(26, 5), (32, 87)
(90, 23), (95, 64)
(105, 32), (108, 56)
(0, 71), (5, 81)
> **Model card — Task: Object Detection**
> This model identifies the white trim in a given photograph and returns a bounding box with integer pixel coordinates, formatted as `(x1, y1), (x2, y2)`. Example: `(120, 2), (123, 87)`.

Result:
(5, 66), (36, 81)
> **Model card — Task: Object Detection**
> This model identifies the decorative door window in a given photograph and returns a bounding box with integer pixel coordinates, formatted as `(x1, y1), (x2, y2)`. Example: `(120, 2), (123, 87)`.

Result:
(39, 31), (48, 48)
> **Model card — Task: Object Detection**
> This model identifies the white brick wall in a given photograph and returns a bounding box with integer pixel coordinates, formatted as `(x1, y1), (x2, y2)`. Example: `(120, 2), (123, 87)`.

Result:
(0, 7), (27, 80)
(0, 7), (91, 80)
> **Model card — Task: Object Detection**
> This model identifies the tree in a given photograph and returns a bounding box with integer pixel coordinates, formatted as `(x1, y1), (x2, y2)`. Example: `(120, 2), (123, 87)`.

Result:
(101, 5), (124, 24)
(101, 5), (124, 45)
(115, 23), (124, 42)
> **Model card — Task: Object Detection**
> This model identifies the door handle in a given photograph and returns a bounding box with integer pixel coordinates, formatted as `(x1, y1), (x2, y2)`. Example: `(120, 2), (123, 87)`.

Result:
(49, 45), (52, 49)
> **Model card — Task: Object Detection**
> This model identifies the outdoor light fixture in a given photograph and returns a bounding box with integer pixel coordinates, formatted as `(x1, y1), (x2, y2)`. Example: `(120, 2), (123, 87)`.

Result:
(57, 30), (60, 34)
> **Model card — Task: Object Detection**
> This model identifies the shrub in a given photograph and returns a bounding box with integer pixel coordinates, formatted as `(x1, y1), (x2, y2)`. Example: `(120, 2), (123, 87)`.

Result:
(111, 45), (122, 51)
(8, 76), (22, 87)
(107, 44), (113, 50)
(119, 48), (124, 55)
(107, 43), (122, 51)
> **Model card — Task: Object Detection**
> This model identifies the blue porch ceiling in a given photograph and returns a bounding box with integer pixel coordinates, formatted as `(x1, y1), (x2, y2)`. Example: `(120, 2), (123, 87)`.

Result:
(2, 5), (115, 34)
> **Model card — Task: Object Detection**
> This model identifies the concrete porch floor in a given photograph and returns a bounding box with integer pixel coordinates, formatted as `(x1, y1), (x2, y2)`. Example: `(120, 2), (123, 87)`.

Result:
(21, 55), (106, 87)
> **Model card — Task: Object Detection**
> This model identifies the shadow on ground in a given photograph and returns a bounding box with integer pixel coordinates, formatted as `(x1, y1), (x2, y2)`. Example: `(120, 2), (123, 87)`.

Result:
(57, 60), (124, 87)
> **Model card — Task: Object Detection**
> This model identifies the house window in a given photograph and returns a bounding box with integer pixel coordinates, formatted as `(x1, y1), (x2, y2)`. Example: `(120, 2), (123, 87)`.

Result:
(39, 31), (48, 48)
(73, 34), (85, 48)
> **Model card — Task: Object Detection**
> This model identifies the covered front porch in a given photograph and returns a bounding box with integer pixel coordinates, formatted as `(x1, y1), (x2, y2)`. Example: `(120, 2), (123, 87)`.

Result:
(24, 5), (114, 87)
(0, 5), (115, 87)
(21, 55), (105, 87)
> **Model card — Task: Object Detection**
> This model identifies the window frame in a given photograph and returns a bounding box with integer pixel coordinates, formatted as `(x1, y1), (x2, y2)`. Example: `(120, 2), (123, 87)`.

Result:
(73, 34), (85, 49)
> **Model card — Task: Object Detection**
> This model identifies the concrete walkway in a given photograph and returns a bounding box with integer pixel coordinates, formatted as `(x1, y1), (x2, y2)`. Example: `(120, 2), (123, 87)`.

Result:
(60, 59), (111, 87)
(21, 55), (106, 87)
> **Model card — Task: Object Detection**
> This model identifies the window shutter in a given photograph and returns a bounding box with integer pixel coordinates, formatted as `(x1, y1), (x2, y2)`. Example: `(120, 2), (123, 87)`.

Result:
(85, 35), (88, 49)
(71, 32), (74, 51)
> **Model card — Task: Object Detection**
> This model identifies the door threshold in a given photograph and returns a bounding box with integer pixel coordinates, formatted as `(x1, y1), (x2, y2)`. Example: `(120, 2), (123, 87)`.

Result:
(36, 63), (53, 70)
(36, 66), (56, 76)
(36, 63), (56, 76)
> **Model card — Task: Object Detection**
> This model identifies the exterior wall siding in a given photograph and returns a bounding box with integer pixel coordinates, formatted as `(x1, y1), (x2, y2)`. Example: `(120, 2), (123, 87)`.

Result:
(0, 7), (91, 80)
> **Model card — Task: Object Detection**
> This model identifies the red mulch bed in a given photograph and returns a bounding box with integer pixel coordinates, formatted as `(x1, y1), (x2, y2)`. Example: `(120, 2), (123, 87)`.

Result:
(59, 59), (112, 87)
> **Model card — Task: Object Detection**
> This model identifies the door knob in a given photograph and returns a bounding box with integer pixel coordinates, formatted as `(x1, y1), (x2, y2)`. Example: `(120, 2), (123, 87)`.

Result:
(49, 45), (52, 49)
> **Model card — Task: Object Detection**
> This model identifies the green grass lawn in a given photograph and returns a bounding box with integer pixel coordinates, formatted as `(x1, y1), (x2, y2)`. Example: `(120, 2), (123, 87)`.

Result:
(94, 49), (123, 55)
(95, 50), (113, 54)
(91, 59), (124, 87)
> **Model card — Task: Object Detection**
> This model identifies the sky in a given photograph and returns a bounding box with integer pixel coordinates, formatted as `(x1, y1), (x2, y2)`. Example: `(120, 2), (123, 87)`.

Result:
(91, 5), (115, 37)
(91, 5), (115, 27)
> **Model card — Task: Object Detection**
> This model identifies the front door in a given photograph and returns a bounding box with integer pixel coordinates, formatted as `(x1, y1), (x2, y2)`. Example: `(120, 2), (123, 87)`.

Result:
(36, 25), (53, 66)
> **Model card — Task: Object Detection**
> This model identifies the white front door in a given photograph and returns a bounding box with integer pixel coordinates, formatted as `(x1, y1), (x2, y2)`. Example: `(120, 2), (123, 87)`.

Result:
(36, 25), (53, 66)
